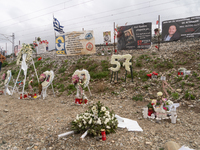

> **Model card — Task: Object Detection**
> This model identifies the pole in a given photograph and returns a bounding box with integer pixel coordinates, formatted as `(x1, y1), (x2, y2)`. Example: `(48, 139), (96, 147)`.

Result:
(12, 33), (15, 58)
(114, 22), (115, 54)
(158, 15), (160, 51)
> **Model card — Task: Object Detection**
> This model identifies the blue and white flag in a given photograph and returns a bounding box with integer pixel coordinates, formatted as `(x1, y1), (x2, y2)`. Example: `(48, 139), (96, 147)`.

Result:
(53, 17), (65, 34)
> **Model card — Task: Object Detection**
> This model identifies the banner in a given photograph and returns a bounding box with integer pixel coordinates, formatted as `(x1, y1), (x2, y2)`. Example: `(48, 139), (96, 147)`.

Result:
(38, 43), (46, 54)
(162, 16), (200, 42)
(14, 45), (18, 56)
(14, 45), (21, 56)
(103, 31), (111, 44)
(117, 22), (152, 50)
(55, 30), (96, 56)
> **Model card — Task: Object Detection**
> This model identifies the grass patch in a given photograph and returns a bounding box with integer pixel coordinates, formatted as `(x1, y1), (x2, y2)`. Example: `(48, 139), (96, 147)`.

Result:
(132, 94), (143, 101)
(90, 71), (109, 79)
(172, 92), (179, 99)
(2, 61), (9, 67)
(67, 84), (76, 91)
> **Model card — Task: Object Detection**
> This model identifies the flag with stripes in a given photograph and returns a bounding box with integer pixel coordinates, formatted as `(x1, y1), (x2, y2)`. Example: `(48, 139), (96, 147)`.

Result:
(53, 17), (65, 34)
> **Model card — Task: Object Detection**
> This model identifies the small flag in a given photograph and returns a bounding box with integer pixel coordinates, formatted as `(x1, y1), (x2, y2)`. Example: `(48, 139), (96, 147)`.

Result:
(125, 22), (128, 25)
(156, 20), (159, 25)
(53, 17), (65, 34)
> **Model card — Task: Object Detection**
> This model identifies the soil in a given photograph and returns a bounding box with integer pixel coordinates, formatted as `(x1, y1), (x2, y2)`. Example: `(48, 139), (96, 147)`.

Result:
(0, 88), (199, 150)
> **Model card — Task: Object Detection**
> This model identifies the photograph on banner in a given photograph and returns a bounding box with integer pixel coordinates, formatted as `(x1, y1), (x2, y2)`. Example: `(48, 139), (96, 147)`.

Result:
(117, 22), (152, 50)
(14, 45), (18, 56)
(162, 15), (200, 42)
(14, 45), (21, 56)
(103, 31), (111, 44)
(55, 30), (96, 56)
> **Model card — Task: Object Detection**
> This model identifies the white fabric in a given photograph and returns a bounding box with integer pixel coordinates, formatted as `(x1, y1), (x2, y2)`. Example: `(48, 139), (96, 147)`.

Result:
(179, 146), (194, 150)
(115, 115), (143, 131)
(5, 87), (11, 95)
(21, 54), (28, 76)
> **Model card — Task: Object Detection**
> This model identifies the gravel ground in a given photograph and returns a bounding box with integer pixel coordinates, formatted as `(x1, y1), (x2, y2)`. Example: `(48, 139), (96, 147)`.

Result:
(0, 92), (199, 150)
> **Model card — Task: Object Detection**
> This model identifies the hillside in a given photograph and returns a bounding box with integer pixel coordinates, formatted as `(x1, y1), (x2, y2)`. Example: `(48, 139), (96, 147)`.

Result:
(0, 41), (200, 150)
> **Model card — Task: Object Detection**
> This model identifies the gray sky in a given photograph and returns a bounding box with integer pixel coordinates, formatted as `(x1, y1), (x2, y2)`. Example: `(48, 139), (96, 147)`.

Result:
(0, 0), (199, 54)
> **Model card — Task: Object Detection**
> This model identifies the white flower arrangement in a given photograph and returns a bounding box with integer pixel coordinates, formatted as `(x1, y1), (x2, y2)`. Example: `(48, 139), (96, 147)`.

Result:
(41, 71), (54, 87)
(16, 43), (33, 66)
(71, 101), (118, 136)
(166, 100), (173, 105)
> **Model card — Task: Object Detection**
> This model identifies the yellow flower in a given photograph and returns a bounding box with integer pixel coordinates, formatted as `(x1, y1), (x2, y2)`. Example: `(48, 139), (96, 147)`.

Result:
(157, 92), (163, 97)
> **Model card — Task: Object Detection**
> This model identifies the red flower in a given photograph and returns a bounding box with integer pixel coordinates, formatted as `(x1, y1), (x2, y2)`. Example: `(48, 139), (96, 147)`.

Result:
(38, 57), (42, 61)
(152, 72), (158, 76)
(155, 46), (158, 49)
(147, 74), (152, 78)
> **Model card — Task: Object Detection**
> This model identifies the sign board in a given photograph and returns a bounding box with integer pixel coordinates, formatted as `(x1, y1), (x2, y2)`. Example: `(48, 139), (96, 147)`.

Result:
(162, 15), (200, 41)
(55, 30), (96, 56)
(38, 43), (46, 54)
(117, 22), (152, 50)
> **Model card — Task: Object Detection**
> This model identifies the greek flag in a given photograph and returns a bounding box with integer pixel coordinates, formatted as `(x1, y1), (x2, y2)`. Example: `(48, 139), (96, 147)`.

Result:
(53, 17), (65, 34)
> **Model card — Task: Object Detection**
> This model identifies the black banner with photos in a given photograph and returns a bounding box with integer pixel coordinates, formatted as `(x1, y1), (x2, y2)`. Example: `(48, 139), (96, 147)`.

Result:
(117, 22), (152, 50)
(162, 16), (200, 42)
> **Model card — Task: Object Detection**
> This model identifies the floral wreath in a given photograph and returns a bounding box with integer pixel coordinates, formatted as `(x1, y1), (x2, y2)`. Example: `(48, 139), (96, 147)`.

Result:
(16, 43), (33, 66)
(41, 71), (54, 87)
(4, 70), (12, 86)
(72, 69), (90, 88)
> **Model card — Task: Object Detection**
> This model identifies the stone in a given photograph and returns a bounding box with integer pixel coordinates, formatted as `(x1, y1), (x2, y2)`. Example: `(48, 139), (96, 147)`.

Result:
(176, 89), (182, 93)
(164, 141), (181, 150)
(145, 142), (152, 145)
(3, 109), (9, 112)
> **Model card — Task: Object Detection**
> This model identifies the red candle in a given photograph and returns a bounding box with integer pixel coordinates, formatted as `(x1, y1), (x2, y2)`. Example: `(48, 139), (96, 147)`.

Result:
(178, 72), (180, 75)
(101, 129), (106, 141)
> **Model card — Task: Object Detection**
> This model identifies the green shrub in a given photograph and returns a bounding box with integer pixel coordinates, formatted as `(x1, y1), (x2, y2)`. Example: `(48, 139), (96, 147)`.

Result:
(2, 61), (8, 67)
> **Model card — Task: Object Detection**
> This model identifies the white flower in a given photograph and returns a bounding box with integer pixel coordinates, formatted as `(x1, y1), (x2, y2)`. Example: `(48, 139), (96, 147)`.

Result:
(167, 100), (173, 105)
(106, 126), (111, 129)
(89, 118), (92, 124)
(76, 115), (79, 120)
(83, 119), (87, 125)
(105, 111), (110, 116)
(92, 106), (97, 113)
(101, 106), (106, 112)
(78, 123), (82, 127)
(96, 118), (101, 125)
(104, 118), (110, 124)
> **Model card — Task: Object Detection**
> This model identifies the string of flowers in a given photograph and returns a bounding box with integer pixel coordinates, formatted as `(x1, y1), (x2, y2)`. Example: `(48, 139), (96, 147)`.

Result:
(71, 101), (118, 136)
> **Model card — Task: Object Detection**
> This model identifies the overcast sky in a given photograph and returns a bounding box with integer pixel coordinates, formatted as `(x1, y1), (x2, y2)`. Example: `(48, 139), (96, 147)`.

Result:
(0, 0), (199, 54)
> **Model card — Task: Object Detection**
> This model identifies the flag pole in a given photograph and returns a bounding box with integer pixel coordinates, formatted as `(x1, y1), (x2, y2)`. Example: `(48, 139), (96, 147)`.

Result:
(53, 14), (57, 56)
(53, 14), (56, 38)
(158, 15), (160, 51)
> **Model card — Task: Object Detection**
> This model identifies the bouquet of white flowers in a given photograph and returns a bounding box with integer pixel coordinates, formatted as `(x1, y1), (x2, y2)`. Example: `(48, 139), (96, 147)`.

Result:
(71, 101), (118, 136)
